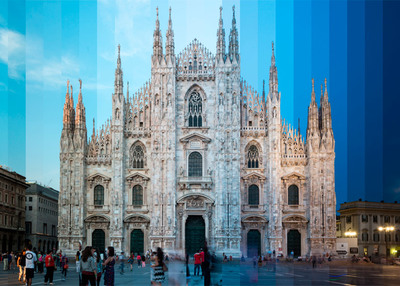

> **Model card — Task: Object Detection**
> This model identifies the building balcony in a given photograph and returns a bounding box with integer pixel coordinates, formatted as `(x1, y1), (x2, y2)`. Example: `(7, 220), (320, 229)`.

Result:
(177, 176), (213, 191)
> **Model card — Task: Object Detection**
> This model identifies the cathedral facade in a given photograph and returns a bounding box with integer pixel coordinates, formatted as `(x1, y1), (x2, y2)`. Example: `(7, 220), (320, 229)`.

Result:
(58, 7), (336, 257)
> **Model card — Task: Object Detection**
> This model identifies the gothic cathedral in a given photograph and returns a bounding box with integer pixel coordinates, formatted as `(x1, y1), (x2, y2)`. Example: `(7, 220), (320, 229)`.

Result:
(58, 7), (336, 257)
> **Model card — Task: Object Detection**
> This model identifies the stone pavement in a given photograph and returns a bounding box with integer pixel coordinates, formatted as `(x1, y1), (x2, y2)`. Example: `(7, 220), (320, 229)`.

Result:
(1, 259), (400, 285)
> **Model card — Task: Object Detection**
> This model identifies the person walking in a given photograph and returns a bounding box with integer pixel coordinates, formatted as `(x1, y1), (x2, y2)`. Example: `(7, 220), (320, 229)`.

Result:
(202, 247), (211, 286)
(127, 252), (134, 271)
(118, 251), (125, 275)
(141, 254), (146, 268)
(312, 255), (317, 269)
(95, 249), (103, 286)
(37, 251), (44, 273)
(10, 251), (16, 271)
(17, 251), (26, 283)
(76, 251), (82, 286)
(61, 253), (69, 281)
(103, 246), (115, 286)
(151, 247), (167, 286)
(3, 252), (9, 271)
(44, 250), (55, 285)
(136, 254), (141, 269)
(80, 246), (97, 286)
(194, 250), (202, 276)
(25, 245), (37, 286)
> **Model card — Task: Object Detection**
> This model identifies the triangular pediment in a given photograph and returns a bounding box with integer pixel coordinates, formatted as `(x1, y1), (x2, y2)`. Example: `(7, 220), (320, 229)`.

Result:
(179, 132), (211, 143)
(243, 171), (266, 180)
(86, 173), (111, 181)
(84, 215), (110, 223)
(126, 172), (150, 181)
(281, 172), (306, 180)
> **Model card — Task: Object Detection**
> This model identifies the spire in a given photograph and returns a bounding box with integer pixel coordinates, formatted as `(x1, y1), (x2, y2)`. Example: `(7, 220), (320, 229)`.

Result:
(63, 80), (72, 127)
(216, 6), (226, 62)
(127, 81), (129, 99)
(92, 118), (95, 139)
(228, 5), (239, 62)
(75, 79), (86, 128)
(320, 83), (323, 103)
(153, 7), (163, 60)
(114, 45), (123, 99)
(324, 77), (328, 101)
(269, 42), (278, 97)
(311, 78), (315, 103)
(166, 7), (175, 58)
(65, 79), (70, 103)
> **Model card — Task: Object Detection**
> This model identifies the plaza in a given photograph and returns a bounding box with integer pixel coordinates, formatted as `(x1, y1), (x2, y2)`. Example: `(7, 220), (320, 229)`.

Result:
(1, 259), (399, 286)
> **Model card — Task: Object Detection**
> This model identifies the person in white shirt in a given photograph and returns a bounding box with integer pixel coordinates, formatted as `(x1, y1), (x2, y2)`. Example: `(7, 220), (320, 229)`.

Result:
(25, 245), (37, 286)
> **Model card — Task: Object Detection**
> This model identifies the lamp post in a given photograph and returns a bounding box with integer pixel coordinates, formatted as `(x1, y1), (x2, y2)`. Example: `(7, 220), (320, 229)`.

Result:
(378, 226), (395, 264)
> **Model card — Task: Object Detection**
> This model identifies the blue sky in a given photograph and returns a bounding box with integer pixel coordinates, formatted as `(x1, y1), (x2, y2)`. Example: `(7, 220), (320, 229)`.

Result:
(1, 0), (399, 209)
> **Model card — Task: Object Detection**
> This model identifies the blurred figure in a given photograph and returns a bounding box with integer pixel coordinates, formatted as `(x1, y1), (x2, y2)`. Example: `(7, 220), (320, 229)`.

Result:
(95, 249), (103, 286)
(103, 246), (115, 286)
(80, 246), (97, 286)
(118, 251), (125, 275)
(44, 249), (55, 285)
(202, 247), (211, 286)
(151, 247), (167, 285)
(137, 254), (141, 268)
(128, 252), (134, 271)
(194, 249), (202, 276)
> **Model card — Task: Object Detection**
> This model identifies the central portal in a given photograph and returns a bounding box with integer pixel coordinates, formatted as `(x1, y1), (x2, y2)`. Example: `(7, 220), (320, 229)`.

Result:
(287, 229), (301, 257)
(185, 215), (205, 255)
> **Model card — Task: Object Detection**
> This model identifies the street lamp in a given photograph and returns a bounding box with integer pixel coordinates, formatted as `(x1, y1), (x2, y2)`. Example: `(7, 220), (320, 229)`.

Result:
(378, 226), (395, 264)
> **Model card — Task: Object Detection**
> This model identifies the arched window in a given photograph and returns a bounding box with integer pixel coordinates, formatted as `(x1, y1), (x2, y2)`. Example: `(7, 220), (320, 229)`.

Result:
(188, 91), (202, 127)
(248, 185), (259, 205)
(188, 152), (202, 177)
(132, 185), (143, 206)
(247, 145), (259, 168)
(288, 185), (299, 205)
(130, 143), (145, 169)
(94, 185), (104, 206)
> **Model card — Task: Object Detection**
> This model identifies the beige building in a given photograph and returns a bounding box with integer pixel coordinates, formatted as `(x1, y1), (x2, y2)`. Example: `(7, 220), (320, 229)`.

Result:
(59, 7), (336, 258)
(0, 165), (28, 252)
(25, 183), (59, 252)
(338, 200), (400, 257)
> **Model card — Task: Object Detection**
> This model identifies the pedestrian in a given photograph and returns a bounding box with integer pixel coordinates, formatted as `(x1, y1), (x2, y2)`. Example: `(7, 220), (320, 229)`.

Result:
(76, 250), (82, 285)
(137, 254), (141, 268)
(118, 251), (125, 275)
(25, 245), (37, 286)
(199, 248), (205, 279)
(202, 246), (211, 286)
(185, 252), (191, 285)
(10, 251), (16, 271)
(37, 251), (44, 273)
(103, 246), (115, 286)
(141, 253), (146, 268)
(61, 253), (69, 281)
(252, 256), (257, 268)
(312, 255), (316, 269)
(151, 247), (168, 286)
(3, 252), (9, 271)
(17, 252), (25, 283)
(194, 249), (202, 276)
(44, 249), (55, 285)
(80, 246), (97, 286)
(95, 249), (103, 286)
(127, 252), (134, 271)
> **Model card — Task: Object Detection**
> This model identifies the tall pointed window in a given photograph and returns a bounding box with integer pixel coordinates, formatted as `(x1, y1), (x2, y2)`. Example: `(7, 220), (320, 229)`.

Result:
(188, 91), (202, 127)
(188, 152), (202, 177)
(130, 143), (145, 169)
(94, 185), (104, 206)
(132, 185), (143, 206)
(247, 145), (259, 168)
(288, 184), (299, 205)
(248, 185), (259, 205)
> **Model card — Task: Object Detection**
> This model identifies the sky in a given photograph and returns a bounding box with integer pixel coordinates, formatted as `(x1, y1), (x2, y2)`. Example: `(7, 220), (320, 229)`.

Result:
(1, 0), (400, 210)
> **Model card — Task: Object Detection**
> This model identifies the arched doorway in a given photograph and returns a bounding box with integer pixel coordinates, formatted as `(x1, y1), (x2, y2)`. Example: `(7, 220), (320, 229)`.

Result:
(185, 216), (205, 255)
(92, 229), (105, 253)
(287, 229), (301, 257)
(247, 230), (261, 258)
(130, 229), (144, 255)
